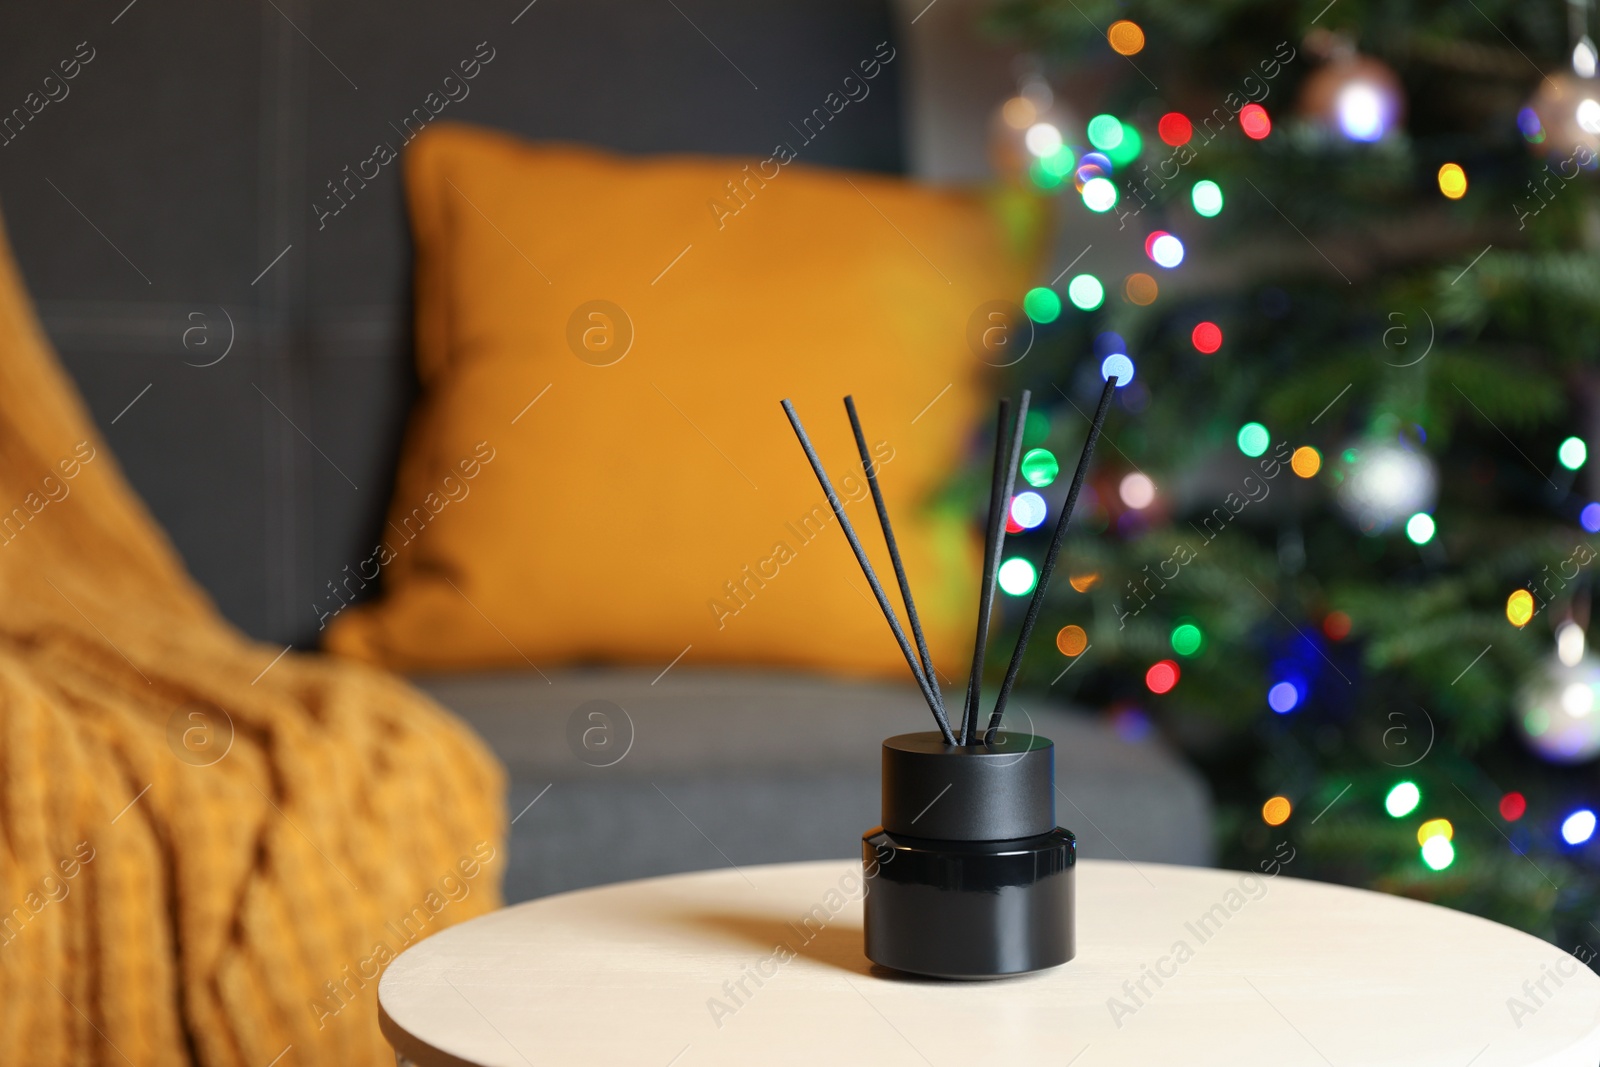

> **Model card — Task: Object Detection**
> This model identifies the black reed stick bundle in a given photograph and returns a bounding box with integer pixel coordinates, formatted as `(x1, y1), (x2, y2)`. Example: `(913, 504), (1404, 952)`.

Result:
(782, 399), (957, 744)
(780, 375), (1117, 746)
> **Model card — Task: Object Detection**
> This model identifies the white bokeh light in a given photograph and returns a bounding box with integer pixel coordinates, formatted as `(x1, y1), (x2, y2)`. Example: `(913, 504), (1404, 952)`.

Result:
(1119, 472), (1156, 509)
(1024, 122), (1063, 157)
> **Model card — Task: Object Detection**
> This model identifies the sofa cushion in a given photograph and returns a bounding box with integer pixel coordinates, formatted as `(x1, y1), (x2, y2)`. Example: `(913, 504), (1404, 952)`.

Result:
(325, 121), (1036, 678)
(415, 668), (1214, 902)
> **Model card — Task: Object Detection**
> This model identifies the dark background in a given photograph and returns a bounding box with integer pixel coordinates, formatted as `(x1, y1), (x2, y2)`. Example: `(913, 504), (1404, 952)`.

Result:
(0, 0), (905, 645)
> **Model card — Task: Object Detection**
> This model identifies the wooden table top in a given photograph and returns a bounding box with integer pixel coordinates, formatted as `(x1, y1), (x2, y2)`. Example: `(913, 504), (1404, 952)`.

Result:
(379, 858), (1600, 1066)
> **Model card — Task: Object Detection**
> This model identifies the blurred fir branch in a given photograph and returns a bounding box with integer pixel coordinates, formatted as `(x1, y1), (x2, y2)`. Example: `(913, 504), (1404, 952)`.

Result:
(977, 0), (1600, 957)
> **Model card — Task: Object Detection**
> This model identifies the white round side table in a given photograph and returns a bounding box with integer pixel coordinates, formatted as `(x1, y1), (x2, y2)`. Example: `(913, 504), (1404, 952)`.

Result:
(378, 859), (1600, 1066)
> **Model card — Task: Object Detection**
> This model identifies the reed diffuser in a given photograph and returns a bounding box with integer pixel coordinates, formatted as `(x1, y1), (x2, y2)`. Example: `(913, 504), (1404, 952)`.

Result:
(781, 375), (1118, 979)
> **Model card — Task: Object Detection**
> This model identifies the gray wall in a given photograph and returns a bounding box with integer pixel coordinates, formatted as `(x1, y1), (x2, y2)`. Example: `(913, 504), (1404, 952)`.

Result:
(0, 0), (904, 645)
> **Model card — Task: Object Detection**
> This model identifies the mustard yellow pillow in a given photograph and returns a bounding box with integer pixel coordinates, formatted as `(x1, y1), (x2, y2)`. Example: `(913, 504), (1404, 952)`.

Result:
(324, 122), (1030, 677)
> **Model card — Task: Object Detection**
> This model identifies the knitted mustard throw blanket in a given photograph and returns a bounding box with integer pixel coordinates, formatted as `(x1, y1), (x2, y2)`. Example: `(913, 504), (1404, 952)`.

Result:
(0, 219), (505, 1065)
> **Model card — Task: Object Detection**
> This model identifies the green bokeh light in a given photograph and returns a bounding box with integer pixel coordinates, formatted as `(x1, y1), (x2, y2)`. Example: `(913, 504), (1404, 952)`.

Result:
(1028, 160), (1064, 191)
(1020, 447), (1059, 487)
(1559, 436), (1588, 470)
(1106, 124), (1142, 167)
(1041, 146), (1076, 178)
(1236, 422), (1270, 458)
(1191, 179), (1224, 217)
(1405, 512), (1436, 545)
(1086, 114), (1124, 151)
(1171, 622), (1204, 656)
(1022, 286), (1062, 324)
(1385, 781), (1421, 818)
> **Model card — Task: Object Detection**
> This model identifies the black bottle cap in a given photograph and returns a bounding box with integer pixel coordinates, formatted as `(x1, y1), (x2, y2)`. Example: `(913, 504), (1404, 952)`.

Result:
(880, 730), (1055, 841)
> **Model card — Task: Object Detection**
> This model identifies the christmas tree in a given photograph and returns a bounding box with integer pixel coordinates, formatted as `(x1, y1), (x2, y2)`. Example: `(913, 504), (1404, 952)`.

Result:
(978, 0), (1600, 957)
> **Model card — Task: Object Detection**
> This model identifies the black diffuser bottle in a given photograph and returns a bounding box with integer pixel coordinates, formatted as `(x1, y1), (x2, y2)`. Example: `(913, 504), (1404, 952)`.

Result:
(862, 731), (1075, 979)
(781, 376), (1117, 987)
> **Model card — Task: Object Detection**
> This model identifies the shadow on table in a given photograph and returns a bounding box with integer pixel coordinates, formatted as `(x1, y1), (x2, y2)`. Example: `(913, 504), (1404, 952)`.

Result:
(676, 910), (873, 976)
(675, 911), (975, 985)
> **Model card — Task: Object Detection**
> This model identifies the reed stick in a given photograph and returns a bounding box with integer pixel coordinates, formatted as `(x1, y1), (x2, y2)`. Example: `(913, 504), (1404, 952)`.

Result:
(781, 399), (957, 743)
(843, 396), (946, 723)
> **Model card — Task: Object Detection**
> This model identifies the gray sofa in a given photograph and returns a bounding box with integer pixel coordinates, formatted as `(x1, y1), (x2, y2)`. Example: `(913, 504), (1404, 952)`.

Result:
(417, 669), (1213, 902)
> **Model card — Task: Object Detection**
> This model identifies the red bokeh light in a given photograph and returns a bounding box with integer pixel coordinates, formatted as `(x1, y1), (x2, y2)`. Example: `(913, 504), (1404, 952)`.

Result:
(1191, 322), (1223, 354)
(1145, 659), (1180, 694)
(1158, 112), (1192, 146)
(1143, 230), (1169, 260)
(1322, 611), (1352, 641)
(1240, 104), (1272, 140)
(1005, 513), (1024, 534)
(1499, 792), (1527, 821)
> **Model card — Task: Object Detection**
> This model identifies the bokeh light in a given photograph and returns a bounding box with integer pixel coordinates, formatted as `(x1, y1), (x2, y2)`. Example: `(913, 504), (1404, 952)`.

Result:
(1171, 622), (1203, 656)
(1087, 114), (1124, 151)
(1001, 96), (1037, 130)
(1291, 446), (1322, 478)
(1069, 274), (1106, 310)
(1517, 106), (1546, 144)
(1107, 19), (1145, 55)
(998, 557), (1038, 596)
(1562, 808), (1597, 845)
(1043, 145), (1076, 175)
(1106, 124), (1142, 168)
(1028, 160), (1064, 191)
(1191, 321), (1222, 354)
(1506, 589), (1535, 627)
(1323, 611), (1351, 640)
(1082, 177), (1117, 212)
(1056, 624), (1088, 656)
(1336, 83), (1392, 141)
(1385, 781), (1421, 818)
(1101, 353), (1134, 385)
(1079, 151), (1112, 175)
(1159, 112), (1192, 146)
(1020, 448), (1059, 488)
(1069, 573), (1099, 593)
(1191, 179), (1224, 217)
(1237, 422), (1270, 457)
(1420, 835), (1455, 870)
(1010, 491), (1048, 529)
(1267, 681), (1300, 714)
(1143, 231), (1169, 259)
(1119, 472), (1156, 509)
(1416, 818), (1454, 846)
(1024, 122), (1063, 157)
(1124, 273), (1159, 305)
(1582, 503), (1600, 533)
(1145, 659), (1180, 694)
(1150, 233), (1185, 268)
(1499, 792), (1526, 821)
(1437, 163), (1468, 199)
(1262, 796), (1292, 826)
(1405, 512), (1436, 545)
(1240, 103), (1271, 139)
(1559, 436), (1588, 470)
(1023, 286), (1062, 324)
